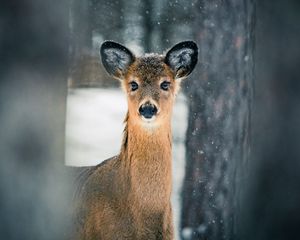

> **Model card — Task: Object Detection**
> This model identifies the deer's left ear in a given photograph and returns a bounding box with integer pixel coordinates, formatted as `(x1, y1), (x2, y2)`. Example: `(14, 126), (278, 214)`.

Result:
(165, 41), (198, 79)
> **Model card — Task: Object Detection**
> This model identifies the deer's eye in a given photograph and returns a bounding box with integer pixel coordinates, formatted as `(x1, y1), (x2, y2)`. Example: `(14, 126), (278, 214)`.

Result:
(130, 81), (139, 91)
(160, 81), (171, 91)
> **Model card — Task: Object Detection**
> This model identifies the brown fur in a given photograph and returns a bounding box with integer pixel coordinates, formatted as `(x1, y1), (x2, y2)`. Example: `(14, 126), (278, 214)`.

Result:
(72, 54), (180, 240)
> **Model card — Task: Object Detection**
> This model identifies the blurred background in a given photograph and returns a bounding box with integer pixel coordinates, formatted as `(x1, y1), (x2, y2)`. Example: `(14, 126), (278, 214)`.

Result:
(1, 0), (300, 239)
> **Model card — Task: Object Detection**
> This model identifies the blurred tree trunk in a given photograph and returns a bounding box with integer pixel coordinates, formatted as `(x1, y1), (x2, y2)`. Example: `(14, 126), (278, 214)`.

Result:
(0, 1), (71, 239)
(142, 0), (153, 52)
(241, 1), (300, 239)
(181, 1), (255, 239)
(91, 0), (125, 43)
(69, 0), (91, 87)
(70, 0), (92, 61)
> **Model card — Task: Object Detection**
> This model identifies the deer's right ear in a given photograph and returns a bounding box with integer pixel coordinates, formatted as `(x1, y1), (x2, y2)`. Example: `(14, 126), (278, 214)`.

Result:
(100, 41), (135, 79)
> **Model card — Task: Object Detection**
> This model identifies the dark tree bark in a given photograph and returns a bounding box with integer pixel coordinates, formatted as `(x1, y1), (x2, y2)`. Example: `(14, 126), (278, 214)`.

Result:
(241, 1), (300, 239)
(181, 1), (255, 239)
(0, 1), (72, 239)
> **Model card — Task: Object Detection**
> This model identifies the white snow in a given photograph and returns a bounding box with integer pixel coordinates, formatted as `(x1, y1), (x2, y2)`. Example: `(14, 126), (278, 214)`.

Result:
(182, 227), (193, 239)
(65, 88), (188, 239)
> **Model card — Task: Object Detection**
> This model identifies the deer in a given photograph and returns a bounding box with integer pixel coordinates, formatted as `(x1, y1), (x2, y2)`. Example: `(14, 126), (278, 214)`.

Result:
(72, 40), (198, 240)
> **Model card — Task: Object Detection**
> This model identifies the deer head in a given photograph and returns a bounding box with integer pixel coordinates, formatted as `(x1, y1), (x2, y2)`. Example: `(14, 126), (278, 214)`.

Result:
(100, 41), (198, 129)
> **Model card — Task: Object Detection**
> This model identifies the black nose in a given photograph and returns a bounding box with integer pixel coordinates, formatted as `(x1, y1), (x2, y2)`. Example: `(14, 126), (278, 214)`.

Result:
(139, 103), (158, 119)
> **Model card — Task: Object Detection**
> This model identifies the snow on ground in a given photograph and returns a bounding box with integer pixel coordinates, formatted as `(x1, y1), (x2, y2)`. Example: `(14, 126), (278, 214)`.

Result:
(65, 88), (188, 239)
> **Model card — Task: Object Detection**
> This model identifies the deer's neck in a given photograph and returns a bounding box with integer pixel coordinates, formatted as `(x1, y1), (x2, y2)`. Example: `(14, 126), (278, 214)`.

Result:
(120, 114), (173, 205)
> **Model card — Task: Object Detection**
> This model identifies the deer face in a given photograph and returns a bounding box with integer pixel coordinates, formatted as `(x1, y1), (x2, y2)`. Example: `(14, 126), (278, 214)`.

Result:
(100, 41), (198, 127)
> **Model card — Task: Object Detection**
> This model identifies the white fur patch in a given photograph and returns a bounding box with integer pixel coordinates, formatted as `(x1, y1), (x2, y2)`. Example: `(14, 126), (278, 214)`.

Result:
(140, 116), (160, 132)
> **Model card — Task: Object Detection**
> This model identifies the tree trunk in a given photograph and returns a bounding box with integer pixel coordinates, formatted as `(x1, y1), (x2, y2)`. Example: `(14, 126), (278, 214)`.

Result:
(70, 0), (93, 60)
(0, 1), (71, 239)
(181, 1), (255, 239)
(142, 0), (153, 53)
(241, 1), (300, 239)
